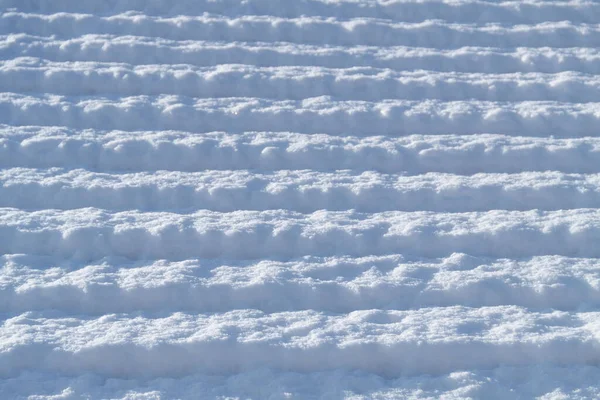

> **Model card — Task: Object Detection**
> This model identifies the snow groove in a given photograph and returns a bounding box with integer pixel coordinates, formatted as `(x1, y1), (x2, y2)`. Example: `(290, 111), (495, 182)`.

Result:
(2, 1), (600, 398)
(3, 13), (600, 48)
(2, 254), (600, 314)
(3, 93), (600, 137)
(3, 168), (600, 212)
(4, 0), (600, 24)
(3, 127), (600, 174)
(2, 366), (599, 399)
(5, 36), (600, 74)
(6, 59), (600, 102)
(2, 307), (600, 378)
(2, 208), (600, 260)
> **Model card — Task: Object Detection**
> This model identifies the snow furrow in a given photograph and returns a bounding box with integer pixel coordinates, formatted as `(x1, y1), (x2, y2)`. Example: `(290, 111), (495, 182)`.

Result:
(1, 208), (600, 260)
(3, 127), (600, 174)
(5, 36), (600, 74)
(4, 0), (599, 24)
(3, 13), (600, 48)
(2, 366), (600, 400)
(2, 307), (600, 378)
(6, 59), (600, 102)
(3, 94), (600, 137)
(3, 168), (600, 213)
(2, 254), (600, 314)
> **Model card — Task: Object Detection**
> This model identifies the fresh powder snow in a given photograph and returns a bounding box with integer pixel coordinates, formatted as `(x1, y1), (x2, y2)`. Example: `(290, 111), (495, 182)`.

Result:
(1, 0), (600, 399)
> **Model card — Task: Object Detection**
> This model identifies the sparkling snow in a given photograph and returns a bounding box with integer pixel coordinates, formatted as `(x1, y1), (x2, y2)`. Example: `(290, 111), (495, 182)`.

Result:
(1, 0), (600, 399)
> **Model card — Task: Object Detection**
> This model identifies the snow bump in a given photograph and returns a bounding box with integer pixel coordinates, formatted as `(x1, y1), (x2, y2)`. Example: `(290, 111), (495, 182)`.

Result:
(1, 1), (600, 399)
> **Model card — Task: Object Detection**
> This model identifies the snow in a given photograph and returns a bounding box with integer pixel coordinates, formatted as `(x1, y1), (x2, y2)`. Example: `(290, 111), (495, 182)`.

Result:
(6, 36), (600, 74)
(5, 169), (600, 212)
(3, 13), (600, 48)
(5, 94), (600, 137)
(2, 254), (600, 314)
(6, 59), (600, 102)
(2, 307), (600, 378)
(1, 0), (600, 399)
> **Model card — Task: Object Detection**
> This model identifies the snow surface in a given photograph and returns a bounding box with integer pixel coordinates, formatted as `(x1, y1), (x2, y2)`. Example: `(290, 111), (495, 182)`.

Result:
(1, 0), (600, 399)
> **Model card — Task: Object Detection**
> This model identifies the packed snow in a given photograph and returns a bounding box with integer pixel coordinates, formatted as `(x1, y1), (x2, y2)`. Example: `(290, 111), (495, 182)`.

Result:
(1, 0), (600, 399)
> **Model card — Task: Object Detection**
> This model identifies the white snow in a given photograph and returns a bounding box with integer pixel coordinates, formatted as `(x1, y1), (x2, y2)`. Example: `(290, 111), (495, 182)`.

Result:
(1, 0), (600, 399)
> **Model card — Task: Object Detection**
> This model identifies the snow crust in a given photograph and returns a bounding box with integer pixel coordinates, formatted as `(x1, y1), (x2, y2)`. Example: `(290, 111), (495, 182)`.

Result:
(1, 0), (600, 398)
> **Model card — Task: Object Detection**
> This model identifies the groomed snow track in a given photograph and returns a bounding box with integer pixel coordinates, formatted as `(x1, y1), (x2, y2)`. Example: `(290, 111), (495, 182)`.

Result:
(1, 1), (600, 399)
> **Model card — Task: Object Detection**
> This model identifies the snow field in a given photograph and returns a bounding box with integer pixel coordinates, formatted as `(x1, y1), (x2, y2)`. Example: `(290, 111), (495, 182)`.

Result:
(2, 0), (600, 398)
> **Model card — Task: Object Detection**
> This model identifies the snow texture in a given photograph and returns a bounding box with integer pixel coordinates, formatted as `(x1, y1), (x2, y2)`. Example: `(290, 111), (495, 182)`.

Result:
(1, 0), (600, 399)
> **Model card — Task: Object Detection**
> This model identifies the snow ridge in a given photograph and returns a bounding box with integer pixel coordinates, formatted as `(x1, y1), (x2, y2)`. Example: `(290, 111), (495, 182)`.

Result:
(1, 1), (600, 399)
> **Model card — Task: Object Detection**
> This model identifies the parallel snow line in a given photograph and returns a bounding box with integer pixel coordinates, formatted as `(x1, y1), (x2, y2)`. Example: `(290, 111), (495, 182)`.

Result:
(2, 307), (600, 378)
(6, 60), (600, 102)
(4, 0), (600, 24)
(4, 169), (600, 213)
(5, 36), (600, 74)
(3, 127), (600, 174)
(3, 13), (600, 48)
(2, 365), (599, 400)
(3, 254), (600, 314)
(2, 208), (600, 260)
(3, 94), (600, 137)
